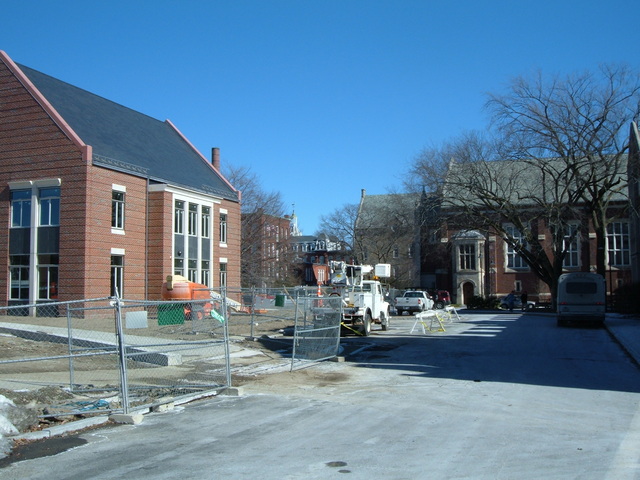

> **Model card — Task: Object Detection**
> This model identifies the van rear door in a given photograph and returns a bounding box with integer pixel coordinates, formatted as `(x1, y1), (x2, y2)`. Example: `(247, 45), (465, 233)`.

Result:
(557, 273), (605, 326)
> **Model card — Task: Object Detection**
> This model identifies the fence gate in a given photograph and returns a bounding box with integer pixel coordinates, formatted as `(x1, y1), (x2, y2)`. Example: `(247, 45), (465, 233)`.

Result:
(291, 295), (342, 369)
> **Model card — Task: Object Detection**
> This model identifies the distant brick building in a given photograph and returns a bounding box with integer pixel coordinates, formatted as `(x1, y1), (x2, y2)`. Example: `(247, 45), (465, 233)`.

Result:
(241, 211), (293, 287)
(0, 51), (241, 307)
(356, 162), (633, 305)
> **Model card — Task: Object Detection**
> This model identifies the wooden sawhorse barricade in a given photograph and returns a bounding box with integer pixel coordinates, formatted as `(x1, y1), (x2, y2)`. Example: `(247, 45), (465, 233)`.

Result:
(410, 306), (460, 334)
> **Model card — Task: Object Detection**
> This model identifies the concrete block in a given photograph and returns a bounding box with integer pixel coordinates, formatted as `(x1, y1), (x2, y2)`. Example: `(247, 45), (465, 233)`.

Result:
(220, 387), (244, 397)
(152, 402), (175, 413)
(109, 413), (144, 425)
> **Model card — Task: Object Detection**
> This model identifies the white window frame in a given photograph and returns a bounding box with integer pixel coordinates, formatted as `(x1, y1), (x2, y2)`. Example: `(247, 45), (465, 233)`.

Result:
(219, 211), (228, 244)
(111, 185), (126, 232)
(39, 187), (60, 227)
(504, 224), (527, 270)
(562, 223), (580, 268)
(188, 203), (198, 237)
(458, 244), (476, 271)
(111, 251), (125, 298)
(174, 200), (185, 234)
(607, 221), (630, 267)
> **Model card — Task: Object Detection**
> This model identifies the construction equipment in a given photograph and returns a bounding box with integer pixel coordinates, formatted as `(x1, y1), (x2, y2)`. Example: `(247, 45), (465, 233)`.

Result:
(161, 275), (213, 320)
(326, 261), (391, 336)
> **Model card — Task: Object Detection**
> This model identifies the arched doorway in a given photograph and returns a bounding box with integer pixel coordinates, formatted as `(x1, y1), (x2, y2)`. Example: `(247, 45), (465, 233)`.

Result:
(462, 282), (475, 306)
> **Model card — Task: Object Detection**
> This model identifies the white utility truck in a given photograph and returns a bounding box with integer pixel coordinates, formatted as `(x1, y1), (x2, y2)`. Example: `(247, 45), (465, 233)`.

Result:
(328, 261), (391, 336)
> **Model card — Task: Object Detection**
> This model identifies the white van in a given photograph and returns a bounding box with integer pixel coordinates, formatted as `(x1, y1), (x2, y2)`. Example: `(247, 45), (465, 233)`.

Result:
(556, 273), (606, 327)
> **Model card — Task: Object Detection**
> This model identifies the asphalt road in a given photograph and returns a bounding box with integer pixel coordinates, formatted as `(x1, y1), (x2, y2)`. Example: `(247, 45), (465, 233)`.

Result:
(3, 311), (640, 480)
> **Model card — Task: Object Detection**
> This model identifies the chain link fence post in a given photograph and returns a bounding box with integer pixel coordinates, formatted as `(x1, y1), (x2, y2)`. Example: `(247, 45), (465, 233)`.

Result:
(113, 296), (130, 414)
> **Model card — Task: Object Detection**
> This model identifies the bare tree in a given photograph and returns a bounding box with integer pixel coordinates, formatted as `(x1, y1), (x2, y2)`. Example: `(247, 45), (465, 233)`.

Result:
(487, 65), (640, 275)
(317, 203), (359, 252)
(354, 192), (421, 288)
(223, 164), (291, 287)
(440, 136), (588, 302)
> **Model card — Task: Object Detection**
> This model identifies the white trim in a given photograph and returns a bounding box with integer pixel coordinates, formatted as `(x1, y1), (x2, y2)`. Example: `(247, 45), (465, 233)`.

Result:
(112, 184), (126, 192)
(9, 178), (61, 189)
(111, 248), (125, 255)
(148, 184), (222, 204)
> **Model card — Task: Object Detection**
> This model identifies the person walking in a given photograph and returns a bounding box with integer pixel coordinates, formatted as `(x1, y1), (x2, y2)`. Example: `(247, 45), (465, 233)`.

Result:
(520, 291), (528, 311)
(506, 290), (516, 312)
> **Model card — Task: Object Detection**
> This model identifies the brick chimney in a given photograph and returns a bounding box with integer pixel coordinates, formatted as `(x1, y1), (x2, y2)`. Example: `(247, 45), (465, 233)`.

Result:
(211, 147), (220, 170)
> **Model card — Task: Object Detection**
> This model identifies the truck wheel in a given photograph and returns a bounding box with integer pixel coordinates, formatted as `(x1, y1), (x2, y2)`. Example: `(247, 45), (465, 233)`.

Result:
(435, 301), (444, 309)
(361, 312), (372, 336)
(381, 310), (389, 331)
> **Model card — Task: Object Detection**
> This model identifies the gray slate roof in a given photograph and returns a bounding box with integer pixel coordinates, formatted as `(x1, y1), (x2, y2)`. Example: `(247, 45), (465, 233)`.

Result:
(356, 193), (420, 229)
(19, 64), (239, 202)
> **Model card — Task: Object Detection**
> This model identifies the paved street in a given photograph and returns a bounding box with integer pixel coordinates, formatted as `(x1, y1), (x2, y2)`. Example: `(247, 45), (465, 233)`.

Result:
(2, 311), (640, 479)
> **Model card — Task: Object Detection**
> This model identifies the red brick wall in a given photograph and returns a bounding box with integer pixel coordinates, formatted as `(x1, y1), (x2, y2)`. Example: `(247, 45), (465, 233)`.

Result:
(83, 168), (149, 300)
(1, 57), (242, 303)
(146, 190), (173, 299)
(217, 198), (242, 289)
(0, 58), (90, 302)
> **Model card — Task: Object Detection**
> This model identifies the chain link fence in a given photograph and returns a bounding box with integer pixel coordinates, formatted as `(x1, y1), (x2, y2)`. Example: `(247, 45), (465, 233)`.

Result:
(292, 295), (342, 367)
(0, 287), (344, 420)
(0, 296), (230, 417)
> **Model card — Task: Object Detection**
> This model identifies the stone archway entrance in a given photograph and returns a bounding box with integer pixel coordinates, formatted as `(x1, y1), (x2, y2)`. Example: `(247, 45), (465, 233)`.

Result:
(462, 282), (475, 305)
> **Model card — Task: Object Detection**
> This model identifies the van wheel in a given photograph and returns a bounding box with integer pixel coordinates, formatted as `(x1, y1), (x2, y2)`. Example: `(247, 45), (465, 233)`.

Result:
(435, 301), (444, 309)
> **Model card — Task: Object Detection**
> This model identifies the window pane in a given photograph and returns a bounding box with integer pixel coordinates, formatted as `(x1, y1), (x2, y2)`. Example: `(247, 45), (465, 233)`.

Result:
(112, 191), (125, 229)
(11, 190), (31, 227)
(39, 187), (60, 226)
(174, 201), (184, 234)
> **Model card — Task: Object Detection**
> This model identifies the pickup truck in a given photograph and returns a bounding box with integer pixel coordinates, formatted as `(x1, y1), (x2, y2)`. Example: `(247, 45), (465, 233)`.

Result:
(394, 291), (434, 315)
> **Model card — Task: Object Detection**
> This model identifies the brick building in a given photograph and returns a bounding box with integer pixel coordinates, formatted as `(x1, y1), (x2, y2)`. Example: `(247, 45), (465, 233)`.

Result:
(241, 211), (293, 287)
(356, 160), (633, 305)
(0, 51), (241, 307)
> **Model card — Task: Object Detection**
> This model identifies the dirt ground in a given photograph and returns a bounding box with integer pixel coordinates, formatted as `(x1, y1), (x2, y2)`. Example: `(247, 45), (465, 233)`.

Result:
(0, 319), (344, 433)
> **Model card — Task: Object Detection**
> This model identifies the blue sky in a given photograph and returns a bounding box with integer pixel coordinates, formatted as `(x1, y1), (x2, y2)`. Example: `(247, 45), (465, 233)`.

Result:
(2, 1), (638, 234)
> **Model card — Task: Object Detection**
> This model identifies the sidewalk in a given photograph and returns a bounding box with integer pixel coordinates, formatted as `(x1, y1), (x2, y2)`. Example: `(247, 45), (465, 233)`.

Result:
(605, 314), (640, 366)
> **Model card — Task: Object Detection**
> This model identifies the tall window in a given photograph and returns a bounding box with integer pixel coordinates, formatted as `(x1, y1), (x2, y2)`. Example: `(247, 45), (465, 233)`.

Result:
(219, 213), (228, 243)
(459, 244), (476, 270)
(10, 255), (29, 300)
(201, 206), (210, 238)
(607, 222), (630, 266)
(11, 190), (31, 227)
(188, 259), (198, 282)
(219, 262), (227, 287)
(188, 203), (198, 236)
(39, 187), (60, 226)
(38, 255), (59, 300)
(505, 225), (527, 269)
(174, 200), (184, 234)
(111, 255), (124, 297)
(563, 224), (580, 268)
(112, 190), (125, 229)
(201, 260), (210, 286)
